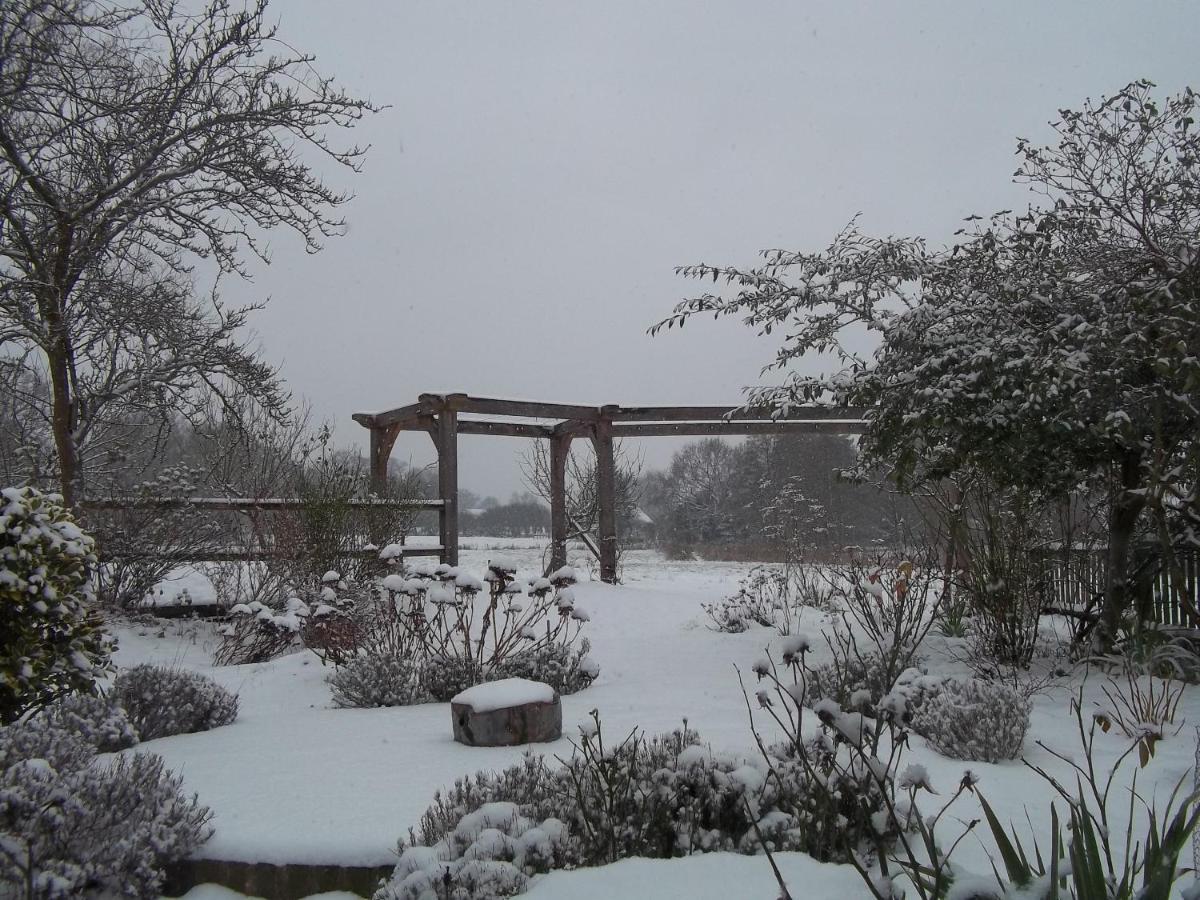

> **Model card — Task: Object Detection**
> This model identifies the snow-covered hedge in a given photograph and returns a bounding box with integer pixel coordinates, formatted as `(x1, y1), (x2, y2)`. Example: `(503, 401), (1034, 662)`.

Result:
(0, 715), (212, 899)
(329, 653), (432, 708)
(0, 487), (113, 724)
(113, 665), (238, 741)
(34, 692), (138, 753)
(910, 677), (1030, 762)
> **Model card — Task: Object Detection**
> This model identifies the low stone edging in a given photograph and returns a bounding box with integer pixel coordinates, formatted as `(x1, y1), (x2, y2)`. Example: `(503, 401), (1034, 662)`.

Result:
(164, 856), (393, 899)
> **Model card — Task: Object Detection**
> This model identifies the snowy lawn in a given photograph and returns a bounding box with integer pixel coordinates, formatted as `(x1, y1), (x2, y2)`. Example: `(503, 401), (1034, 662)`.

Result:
(114, 547), (1200, 898)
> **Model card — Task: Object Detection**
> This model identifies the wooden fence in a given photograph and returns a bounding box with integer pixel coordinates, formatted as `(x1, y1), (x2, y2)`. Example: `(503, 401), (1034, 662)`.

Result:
(80, 496), (445, 562)
(1037, 546), (1200, 626)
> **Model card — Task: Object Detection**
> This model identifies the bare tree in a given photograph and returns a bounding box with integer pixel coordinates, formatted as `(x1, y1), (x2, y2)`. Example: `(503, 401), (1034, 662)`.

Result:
(521, 438), (642, 563)
(0, 0), (377, 503)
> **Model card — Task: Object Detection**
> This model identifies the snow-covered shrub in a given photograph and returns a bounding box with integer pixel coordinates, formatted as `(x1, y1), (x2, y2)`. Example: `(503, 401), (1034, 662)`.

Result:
(0, 716), (212, 899)
(214, 595), (311, 666)
(329, 653), (432, 708)
(0, 487), (114, 724)
(490, 638), (599, 696)
(381, 715), (883, 899)
(910, 677), (1030, 762)
(34, 692), (138, 753)
(955, 482), (1052, 668)
(422, 654), (485, 703)
(801, 650), (901, 712)
(113, 665), (238, 741)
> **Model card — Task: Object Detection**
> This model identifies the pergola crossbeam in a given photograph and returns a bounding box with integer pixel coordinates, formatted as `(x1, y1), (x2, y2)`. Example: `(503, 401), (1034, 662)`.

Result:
(611, 421), (868, 437)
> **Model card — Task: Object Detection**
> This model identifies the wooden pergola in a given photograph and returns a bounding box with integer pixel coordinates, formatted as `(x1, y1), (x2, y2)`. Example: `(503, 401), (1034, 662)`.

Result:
(353, 393), (870, 583)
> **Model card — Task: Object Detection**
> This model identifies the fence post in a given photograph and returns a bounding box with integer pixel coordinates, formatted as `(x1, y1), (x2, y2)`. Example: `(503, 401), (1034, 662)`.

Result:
(433, 396), (462, 567)
(549, 432), (573, 574)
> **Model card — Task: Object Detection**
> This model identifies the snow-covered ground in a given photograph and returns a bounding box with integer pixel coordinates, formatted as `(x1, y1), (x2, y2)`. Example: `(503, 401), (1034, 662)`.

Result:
(114, 544), (1200, 899)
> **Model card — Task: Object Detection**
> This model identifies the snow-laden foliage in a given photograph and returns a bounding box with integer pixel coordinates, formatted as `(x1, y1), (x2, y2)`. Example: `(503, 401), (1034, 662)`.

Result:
(113, 665), (238, 741)
(329, 653), (432, 708)
(910, 678), (1030, 763)
(0, 487), (113, 724)
(379, 715), (887, 898)
(34, 693), (138, 754)
(0, 715), (212, 899)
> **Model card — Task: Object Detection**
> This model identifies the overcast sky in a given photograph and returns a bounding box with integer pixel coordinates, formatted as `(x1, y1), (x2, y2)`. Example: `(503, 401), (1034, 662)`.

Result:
(223, 1), (1197, 498)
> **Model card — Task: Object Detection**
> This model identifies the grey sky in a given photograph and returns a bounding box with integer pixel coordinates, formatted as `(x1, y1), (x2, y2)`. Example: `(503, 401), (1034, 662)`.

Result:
(224, 1), (1198, 496)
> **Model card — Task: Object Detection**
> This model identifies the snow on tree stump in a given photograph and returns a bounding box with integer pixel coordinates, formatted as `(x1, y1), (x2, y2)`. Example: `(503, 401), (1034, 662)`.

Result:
(450, 678), (562, 746)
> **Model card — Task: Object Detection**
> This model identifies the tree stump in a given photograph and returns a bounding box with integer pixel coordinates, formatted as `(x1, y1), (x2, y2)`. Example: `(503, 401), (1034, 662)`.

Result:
(450, 678), (562, 746)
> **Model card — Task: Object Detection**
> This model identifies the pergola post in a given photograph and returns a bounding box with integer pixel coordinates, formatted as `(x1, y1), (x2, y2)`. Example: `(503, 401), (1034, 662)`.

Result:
(548, 432), (574, 573)
(432, 398), (461, 567)
(368, 424), (401, 496)
(593, 409), (618, 583)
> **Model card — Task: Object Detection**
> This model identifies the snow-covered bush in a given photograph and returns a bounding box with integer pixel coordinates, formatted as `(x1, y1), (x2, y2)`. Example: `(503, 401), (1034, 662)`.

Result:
(34, 693), (138, 753)
(801, 650), (901, 712)
(910, 677), (1030, 762)
(0, 716), (212, 899)
(215, 595), (312, 666)
(0, 487), (114, 724)
(329, 653), (432, 708)
(422, 654), (485, 703)
(380, 714), (882, 898)
(113, 665), (238, 741)
(313, 562), (598, 706)
(704, 567), (784, 632)
(490, 638), (598, 696)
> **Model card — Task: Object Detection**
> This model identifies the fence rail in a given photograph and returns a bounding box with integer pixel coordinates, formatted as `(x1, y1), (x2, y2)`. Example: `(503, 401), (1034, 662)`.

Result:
(81, 496), (443, 511)
(80, 496), (435, 566)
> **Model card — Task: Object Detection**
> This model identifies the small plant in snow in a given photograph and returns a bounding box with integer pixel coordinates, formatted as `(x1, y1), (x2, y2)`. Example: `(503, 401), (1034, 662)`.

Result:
(909, 677), (1030, 763)
(0, 715), (212, 900)
(1091, 656), (1185, 758)
(113, 665), (238, 741)
(0, 487), (114, 724)
(704, 564), (835, 636)
(33, 692), (138, 753)
(329, 653), (432, 708)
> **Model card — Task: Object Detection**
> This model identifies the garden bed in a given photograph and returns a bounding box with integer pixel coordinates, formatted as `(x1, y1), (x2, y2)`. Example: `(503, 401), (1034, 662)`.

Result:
(107, 551), (1200, 899)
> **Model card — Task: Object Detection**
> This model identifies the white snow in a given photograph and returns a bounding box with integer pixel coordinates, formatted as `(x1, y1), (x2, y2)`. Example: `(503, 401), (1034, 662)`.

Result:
(97, 543), (1200, 900)
(451, 678), (556, 712)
